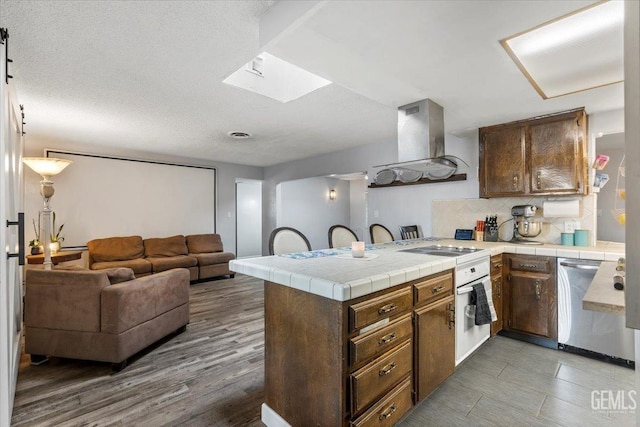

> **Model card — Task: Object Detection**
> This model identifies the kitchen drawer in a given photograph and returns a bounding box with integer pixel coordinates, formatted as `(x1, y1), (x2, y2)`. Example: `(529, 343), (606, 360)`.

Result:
(490, 255), (503, 277)
(350, 377), (412, 427)
(350, 340), (412, 415)
(508, 255), (552, 274)
(413, 271), (453, 306)
(350, 313), (412, 367)
(350, 287), (412, 332)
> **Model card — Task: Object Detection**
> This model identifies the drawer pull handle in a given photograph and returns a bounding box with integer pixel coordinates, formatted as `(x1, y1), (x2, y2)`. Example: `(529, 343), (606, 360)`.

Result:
(512, 175), (518, 190)
(519, 263), (537, 269)
(378, 404), (397, 420)
(431, 286), (444, 294)
(378, 304), (397, 315)
(378, 362), (396, 376)
(378, 332), (397, 344)
(493, 263), (502, 269)
(535, 281), (542, 301)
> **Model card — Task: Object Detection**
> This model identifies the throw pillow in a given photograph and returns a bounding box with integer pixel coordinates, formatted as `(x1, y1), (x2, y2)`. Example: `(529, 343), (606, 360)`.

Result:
(105, 267), (136, 284)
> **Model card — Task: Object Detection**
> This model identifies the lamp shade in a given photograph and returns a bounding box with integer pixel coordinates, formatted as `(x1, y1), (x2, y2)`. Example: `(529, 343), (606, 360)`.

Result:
(23, 157), (72, 177)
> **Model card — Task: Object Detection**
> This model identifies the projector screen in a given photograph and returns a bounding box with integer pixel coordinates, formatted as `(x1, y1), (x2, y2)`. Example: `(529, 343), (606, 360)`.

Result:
(44, 150), (216, 248)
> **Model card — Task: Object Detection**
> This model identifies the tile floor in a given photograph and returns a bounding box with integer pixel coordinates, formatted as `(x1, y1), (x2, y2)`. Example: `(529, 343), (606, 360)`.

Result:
(399, 335), (636, 426)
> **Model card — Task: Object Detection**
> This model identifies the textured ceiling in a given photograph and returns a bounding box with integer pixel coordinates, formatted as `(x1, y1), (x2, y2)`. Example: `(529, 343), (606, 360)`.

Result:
(0, 0), (624, 167)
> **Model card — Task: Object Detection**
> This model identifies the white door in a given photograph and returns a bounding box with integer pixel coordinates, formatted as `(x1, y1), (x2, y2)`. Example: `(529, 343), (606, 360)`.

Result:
(235, 180), (262, 258)
(0, 34), (25, 425)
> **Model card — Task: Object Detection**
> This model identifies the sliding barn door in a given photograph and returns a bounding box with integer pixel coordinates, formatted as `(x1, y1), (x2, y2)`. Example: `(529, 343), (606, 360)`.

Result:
(0, 30), (24, 426)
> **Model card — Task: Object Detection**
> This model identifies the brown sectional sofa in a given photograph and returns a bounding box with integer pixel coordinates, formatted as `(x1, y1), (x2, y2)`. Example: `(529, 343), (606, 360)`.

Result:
(25, 267), (190, 370)
(187, 234), (236, 279)
(143, 235), (199, 281)
(87, 234), (235, 281)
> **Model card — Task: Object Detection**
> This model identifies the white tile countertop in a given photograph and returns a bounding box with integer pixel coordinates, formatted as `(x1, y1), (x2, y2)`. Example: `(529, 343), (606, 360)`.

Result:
(230, 239), (624, 302)
(583, 261), (625, 315)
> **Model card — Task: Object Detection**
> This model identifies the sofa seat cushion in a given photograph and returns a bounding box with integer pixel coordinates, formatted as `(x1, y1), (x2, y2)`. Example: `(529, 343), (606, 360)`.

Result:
(144, 235), (188, 257)
(104, 268), (136, 285)
(146, 255), (197, 273)
(91, 258), (152, 276)
(88, 236), (145, 263)
(189, 251), (235, 266)
(186, 234), (224, 254)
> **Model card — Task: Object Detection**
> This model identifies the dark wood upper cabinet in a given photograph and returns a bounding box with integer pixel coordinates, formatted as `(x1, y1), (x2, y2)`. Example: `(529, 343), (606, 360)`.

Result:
(479, 108), (587, 198)
(479, 125), (526, 196)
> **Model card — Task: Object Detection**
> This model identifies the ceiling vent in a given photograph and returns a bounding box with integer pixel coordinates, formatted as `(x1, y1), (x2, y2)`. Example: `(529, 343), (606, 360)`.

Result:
(228, 131), (252, 139)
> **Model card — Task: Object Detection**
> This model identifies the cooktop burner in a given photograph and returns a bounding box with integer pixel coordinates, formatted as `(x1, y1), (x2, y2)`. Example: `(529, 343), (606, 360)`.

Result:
(400, 244), (482, 257)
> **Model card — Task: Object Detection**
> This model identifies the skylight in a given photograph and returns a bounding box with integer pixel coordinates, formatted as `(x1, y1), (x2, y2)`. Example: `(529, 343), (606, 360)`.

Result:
(501, 0), (624, 99)
(223, 52), (331, 103)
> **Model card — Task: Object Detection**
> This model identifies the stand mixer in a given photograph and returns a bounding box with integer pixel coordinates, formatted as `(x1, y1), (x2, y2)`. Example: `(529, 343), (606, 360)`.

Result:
(511, 205), (543, 245)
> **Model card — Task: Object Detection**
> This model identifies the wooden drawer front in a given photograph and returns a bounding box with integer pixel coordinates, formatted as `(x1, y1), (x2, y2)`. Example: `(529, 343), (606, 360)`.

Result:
(351, 377), (412, 427)
(509, 256), (551, 273)
(351, 340), (412, 414)
(350, 314), (412, 367)
(490, 255), (503, 277)
(413, 271), (453, 306)
(350, 287), (412, 332)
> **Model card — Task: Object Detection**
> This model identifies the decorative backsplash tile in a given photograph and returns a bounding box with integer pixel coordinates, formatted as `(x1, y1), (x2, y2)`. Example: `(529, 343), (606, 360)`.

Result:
(432, 195), (597, 246)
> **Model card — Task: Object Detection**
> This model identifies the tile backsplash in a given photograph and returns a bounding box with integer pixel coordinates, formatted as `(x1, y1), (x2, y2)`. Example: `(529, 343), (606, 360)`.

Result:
(432, 195), (596, 246)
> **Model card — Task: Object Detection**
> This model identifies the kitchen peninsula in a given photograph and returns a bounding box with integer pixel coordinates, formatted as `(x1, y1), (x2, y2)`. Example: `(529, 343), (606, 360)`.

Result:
(230, 239), (625, 427)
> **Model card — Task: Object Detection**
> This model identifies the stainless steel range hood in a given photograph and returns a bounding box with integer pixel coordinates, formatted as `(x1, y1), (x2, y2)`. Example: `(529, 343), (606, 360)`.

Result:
(373, 99), (467, 183)
(398, 99), (445, 162)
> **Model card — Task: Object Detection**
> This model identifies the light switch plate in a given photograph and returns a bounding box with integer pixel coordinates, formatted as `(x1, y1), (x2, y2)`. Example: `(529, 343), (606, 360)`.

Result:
(564, 220), (581, 233)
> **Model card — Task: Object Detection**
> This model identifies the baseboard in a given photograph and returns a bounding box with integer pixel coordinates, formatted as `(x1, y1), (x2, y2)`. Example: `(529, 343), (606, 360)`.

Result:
(497, 330), (558, 349)
(261, 403), (291, 427)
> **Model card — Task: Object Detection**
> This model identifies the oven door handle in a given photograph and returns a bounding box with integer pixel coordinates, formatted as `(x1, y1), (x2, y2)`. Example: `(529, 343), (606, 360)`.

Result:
(457, 285), (475, 295)
(457, 278), (489, 295)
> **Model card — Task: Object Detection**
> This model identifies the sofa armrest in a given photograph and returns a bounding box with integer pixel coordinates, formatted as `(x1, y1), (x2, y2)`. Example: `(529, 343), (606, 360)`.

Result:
(101, 268), (190, 334)
(25, 269), (111, 332)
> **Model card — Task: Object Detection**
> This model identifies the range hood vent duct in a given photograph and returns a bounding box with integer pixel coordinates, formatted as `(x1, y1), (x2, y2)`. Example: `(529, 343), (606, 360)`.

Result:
(398, 99), (445, 162)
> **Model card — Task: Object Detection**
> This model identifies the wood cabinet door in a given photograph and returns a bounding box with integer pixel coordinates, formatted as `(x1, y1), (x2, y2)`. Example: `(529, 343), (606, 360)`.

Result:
(479, 125), (526, 197)
(490, 275), (503, 336)
(507, 272), (553, 338)
(528, 111), (586, 195)
(414, 295), (455, 402)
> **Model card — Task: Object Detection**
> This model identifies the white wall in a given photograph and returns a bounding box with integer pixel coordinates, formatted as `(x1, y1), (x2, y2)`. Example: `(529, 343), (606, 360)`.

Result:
(23, 136), (263, 253)
(277, 177), (350, 250)
(350, 178), (368, 242)
(236, 180), (263, 258)
(263, 130), (478, 253)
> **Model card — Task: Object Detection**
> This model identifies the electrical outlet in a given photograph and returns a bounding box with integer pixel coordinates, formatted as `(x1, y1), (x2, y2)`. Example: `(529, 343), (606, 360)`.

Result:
(374, 210), (379, 218)
(564, 220), (580, 233)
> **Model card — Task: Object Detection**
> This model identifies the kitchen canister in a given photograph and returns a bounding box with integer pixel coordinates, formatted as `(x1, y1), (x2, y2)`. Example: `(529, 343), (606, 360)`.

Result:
(574, 229), (589, 246)
(561, 233), (574, 246)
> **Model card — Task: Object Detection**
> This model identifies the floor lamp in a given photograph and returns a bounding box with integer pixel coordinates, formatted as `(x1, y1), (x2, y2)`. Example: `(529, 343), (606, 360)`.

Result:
(23, 157), (72, 270)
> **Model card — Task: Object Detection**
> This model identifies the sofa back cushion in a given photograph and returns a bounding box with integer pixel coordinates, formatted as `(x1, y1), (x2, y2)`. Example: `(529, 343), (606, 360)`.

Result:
(144, 235), (188, 257)
(88, 236), (145, 263)
(25, 269), (111, 332)
(186, 234), (223, 254)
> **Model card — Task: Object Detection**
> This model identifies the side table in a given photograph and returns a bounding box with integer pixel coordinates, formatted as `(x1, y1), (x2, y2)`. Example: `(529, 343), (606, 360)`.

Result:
(26, 251), (82, 265)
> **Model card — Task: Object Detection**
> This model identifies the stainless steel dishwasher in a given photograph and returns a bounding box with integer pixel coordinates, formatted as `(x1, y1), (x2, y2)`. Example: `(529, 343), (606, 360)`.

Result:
(557, 258), (635, 363)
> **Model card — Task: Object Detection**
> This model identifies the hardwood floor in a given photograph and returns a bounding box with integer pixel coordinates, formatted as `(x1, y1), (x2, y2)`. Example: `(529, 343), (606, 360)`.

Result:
(12, 274), (636, 426)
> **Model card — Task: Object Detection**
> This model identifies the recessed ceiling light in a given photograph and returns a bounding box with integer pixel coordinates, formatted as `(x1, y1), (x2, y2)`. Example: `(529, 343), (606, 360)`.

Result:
(501, 0), (624, 99)
(223, 52), (331, 103)
(228, 131), (252, 139)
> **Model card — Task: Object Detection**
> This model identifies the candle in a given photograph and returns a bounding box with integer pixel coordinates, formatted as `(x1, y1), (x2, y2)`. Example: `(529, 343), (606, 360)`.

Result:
(352, 241), (365, 258)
